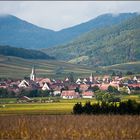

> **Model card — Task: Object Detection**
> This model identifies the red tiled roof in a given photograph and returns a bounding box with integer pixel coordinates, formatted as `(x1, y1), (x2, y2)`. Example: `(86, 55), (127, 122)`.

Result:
(103, 75), (110, 79)
(82, 91), (93, 96)
(54, 86), (62, 91)
(68, 85), (78, 90)
(110, 83), (119, 87)
(91, 84), (101, 87)
(61, 90), (77, 96)
(0, 86), (7, 89)
(100, 84), (109, 91)
(100, 83), (119, 91)
(128, 84), (140, 88)
(38, 78), (51, 84)
(80, 84), (89, 91)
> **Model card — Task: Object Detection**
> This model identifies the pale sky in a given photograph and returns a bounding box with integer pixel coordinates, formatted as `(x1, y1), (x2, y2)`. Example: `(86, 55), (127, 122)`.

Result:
(0, 1), (140, 31)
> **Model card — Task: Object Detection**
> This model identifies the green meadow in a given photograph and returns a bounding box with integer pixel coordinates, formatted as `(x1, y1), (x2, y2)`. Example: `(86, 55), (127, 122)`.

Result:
(0, 99), (96, 115)
(0, 95), (140, 115)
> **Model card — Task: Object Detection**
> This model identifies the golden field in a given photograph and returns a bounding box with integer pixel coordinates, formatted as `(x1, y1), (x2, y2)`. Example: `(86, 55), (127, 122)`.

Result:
(0, 115), (140, 140)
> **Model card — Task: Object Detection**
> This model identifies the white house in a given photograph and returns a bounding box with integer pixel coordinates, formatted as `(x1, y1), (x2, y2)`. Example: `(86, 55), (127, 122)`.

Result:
(53, 86), (62, 95)
(42, 83), (50, 91)
(53, 90), (61, 95)
(18, 80), (29, 88)
(133, 76), (137, 81)
(76, 78), (81, 84)
(83, 78), (88, 83)
(126, 86), (131, 94)
(65, 77), (69, 82)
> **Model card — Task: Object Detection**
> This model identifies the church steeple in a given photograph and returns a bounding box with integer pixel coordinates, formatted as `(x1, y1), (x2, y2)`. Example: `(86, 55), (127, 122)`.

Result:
(89, 72), (93, 83)
(30, 66), (36, 81)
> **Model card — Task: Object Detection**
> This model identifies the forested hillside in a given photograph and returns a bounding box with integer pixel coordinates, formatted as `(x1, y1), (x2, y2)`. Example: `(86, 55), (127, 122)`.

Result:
(45, 15), (140, 66)
(0, 13), (137, 49)
(0, 45), (54, 59)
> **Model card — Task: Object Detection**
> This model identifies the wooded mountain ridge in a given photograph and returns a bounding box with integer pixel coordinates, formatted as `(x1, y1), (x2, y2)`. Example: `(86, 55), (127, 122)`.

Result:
(0, 13), (137, 49)
(44, 15), (140, 66)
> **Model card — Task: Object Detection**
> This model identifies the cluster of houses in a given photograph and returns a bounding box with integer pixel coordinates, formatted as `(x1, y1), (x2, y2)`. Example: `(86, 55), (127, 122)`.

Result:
(0, 67), (140, 99)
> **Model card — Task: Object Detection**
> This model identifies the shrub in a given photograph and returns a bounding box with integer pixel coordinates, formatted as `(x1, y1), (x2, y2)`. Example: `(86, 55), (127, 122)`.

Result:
(73, 102), (83, 114)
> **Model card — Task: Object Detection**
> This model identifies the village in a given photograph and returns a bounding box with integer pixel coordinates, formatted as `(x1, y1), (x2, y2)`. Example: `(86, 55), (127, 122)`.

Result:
(0, 67), (140, 101)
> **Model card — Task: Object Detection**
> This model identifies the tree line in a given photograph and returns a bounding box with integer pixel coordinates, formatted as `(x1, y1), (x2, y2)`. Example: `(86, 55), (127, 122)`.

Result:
(0, 88), (52, 98)
(0, 45), (54, 60)
(73, 100), (140, 115)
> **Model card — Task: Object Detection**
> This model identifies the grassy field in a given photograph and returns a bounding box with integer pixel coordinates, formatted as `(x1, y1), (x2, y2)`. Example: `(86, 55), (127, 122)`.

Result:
(0, 115), (140, 140)
(0, 98), (97, 115)
(0, 95), (140, 115)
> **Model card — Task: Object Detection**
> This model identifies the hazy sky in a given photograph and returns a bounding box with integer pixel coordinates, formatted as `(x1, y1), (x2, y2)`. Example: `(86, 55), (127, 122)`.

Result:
(0, 1), (140, 31)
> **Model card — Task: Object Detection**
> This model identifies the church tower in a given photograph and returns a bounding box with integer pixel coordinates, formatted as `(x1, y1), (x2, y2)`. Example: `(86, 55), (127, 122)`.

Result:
(89, 72), (93, 83)
(30, 66), (36, 81)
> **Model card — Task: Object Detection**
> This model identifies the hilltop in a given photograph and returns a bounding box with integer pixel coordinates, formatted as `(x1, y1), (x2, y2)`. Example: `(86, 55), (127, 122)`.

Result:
(0, 13), (137, 49)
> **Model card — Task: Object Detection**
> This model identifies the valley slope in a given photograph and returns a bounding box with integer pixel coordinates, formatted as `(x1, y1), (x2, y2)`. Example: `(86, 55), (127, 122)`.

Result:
(0, 55), (94, 79)
(44, 15), (140, 66)
(0, 55), (139, 79)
